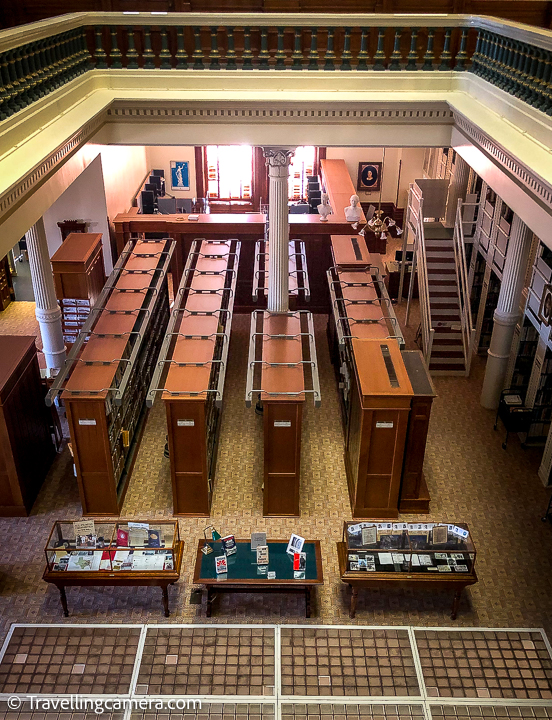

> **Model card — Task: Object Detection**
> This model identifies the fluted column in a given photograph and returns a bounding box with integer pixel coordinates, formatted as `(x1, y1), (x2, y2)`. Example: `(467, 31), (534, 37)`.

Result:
(263, 147), (294, 313)
(444, 155), (470, 228)
(480, 214), (532, 409)
(26, 219), (66, 370)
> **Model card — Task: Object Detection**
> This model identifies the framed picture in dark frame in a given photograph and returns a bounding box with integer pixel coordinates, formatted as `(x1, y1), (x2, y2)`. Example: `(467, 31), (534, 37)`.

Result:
(357, 162), (382, 192)
(538, 283), (552, 326)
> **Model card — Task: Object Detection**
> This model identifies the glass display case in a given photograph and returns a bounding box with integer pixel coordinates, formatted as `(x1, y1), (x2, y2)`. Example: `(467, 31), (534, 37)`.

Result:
(343, 520), (476, 574)
(45, 520), (180, 573)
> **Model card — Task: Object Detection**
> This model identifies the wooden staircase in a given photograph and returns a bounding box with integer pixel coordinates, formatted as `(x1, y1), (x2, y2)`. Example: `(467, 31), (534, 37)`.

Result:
(424, 224), (467, 375)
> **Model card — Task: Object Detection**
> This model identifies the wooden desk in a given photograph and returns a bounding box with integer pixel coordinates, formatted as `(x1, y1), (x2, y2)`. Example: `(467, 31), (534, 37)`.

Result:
(337, 541), (477, 620)
(320, 159), (366, 224)
(193, 539), (323, 617)
(43, 541), (184, 617)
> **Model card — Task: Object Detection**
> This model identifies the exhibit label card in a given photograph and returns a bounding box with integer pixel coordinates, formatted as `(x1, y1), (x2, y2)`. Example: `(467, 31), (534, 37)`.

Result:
(251, 532), (267, 550)
(286, 533), (305, 555)
(215, 555), (228, 574)
(256, 545), (269, 565)
(74, 520), (95, 537)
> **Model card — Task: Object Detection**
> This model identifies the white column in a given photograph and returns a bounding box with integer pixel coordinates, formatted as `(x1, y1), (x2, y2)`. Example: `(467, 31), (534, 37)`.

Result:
(480, 214), (533, 409)
(263, 147), (294, 313)
(444, 155), (470, 228)
(26, 219), (66, 371)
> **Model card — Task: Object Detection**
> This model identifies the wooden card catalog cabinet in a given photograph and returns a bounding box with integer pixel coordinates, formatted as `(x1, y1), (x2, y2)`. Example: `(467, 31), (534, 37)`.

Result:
(345, 339), (413, 519)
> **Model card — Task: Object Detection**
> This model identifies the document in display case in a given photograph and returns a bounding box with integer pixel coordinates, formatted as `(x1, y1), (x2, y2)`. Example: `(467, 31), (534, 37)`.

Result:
(43, 520), (183, 617)
(337, 520), (477, 620)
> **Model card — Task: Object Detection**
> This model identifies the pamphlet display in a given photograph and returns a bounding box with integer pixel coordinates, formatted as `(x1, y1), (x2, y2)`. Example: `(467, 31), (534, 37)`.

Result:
(45, 520), (180, 573)
(343, 520), (476, 574)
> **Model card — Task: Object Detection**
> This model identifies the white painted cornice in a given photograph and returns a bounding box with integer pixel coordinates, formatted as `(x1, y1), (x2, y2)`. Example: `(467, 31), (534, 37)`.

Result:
(0, 66), (551, 248)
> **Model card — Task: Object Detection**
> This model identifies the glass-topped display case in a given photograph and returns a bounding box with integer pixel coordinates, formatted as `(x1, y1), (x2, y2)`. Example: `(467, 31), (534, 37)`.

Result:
(45, 520), (180, 573)
(343, 520), (476, 574)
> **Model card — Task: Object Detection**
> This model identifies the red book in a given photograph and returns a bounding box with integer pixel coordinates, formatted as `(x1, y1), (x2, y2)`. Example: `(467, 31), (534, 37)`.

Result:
(117, 528), (128, 546)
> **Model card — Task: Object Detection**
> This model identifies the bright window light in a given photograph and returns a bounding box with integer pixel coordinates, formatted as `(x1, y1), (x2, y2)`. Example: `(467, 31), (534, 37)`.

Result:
(288, 146), (316, 201)
(206, 145), (253, 201)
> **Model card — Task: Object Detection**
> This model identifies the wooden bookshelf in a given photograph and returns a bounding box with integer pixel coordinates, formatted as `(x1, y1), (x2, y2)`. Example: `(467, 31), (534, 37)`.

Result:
(51, 233), (106, 345)
(327, 244), (434, 517)
(0, 336), (56, 516)
(47, 239), (174, 516)
(146, 239), (240, 516)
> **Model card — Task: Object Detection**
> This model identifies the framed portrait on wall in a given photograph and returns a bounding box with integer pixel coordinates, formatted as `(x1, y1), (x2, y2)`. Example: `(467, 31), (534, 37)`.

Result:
(170, 161), (190, 191)
(538, 284), (552, 326)
(357, 162), (382, 192)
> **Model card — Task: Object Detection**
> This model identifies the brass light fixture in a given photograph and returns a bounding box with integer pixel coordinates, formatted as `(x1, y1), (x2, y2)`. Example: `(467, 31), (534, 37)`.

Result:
(359, 148), (403, 241)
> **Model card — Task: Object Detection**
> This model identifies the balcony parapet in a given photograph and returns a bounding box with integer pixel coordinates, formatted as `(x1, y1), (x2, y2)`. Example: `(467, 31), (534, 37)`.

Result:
(0, 13), (551, 121)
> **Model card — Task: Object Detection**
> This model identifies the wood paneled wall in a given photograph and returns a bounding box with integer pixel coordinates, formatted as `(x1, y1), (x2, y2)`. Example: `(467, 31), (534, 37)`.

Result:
(2, 0), (551, 29)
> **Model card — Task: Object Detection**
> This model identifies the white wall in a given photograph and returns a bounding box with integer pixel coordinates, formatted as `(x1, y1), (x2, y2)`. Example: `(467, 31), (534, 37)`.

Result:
(145, 146), (197, 199)
(326, 147), (425, 208)
(42, 156), (112, 271)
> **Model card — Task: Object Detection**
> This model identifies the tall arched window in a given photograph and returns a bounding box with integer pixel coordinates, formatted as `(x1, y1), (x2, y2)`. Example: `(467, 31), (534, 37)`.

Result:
(205, 145), (253, 201)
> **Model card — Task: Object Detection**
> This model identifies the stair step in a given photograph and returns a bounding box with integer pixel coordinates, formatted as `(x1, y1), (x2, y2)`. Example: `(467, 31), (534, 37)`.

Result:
(431, 297), (459, 305)
(431, 350), (465, 359)
(427, 262), (456, 269)
(427, 268), (456, 275)
(433, 327), (462, 336)
(427, 287), (458, 294)
(432, 340), (465, 348)
(425, 251), (455, 260)
(430, 357), (466, 366)
(425, 239), (454, 248)
(431, 308), (461, 316)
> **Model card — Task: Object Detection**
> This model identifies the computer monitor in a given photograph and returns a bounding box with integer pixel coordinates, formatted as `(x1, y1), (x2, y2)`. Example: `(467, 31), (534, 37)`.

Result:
(176, 198), (193, 213)
(145, 183), (158, 195)
(149, 175), (162, 191)
(151, 169), (164, 178)
(140, 190), (155, 214)
(308, 190), (321, 202)
(157, 197), (177, 215)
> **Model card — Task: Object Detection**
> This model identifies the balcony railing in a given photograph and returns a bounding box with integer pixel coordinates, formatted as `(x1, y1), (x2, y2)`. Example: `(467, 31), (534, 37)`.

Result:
(1, 13), (552, 121)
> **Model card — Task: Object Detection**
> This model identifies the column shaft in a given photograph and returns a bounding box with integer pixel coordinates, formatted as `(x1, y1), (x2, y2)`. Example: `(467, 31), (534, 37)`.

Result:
(263, 148), (294, 313)
(26, 219), (66, 370)
(480, 214), (532, 408)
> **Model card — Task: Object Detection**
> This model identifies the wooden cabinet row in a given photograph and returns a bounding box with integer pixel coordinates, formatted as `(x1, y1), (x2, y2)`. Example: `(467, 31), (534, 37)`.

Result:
(328, 236), (435, 518)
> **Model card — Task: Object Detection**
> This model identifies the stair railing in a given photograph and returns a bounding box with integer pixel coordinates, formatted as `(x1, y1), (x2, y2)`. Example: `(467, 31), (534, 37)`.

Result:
(453, 198), (476, 376)
(405, 183), (434, 366)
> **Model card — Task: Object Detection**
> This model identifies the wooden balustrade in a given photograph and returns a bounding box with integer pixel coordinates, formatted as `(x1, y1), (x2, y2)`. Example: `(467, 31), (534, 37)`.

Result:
(1, 16), (552, 120)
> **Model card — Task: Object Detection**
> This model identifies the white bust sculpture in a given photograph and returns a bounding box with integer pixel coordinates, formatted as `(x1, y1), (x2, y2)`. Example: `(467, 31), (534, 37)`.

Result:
(345, 194), (362, 224)
(317, 193), (332, 222)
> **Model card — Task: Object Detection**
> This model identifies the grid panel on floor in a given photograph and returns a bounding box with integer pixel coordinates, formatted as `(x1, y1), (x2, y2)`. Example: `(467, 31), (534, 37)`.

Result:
(429, 707), (552, 720)
(0, 626), (140, 696)
(136, 627), (276, 696)
(281, 704), (426, 720)
(0, 709), (124, 720)
(280, 628), (420, 697)
(415, 630), (552, 700)
(131, 702), (276, 719)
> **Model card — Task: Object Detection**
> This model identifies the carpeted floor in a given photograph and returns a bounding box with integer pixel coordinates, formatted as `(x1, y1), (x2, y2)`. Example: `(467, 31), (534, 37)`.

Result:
(0, 299), (551, 643)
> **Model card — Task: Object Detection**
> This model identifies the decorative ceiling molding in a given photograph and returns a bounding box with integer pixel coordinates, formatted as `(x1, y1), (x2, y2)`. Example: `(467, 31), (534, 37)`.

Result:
(105, 102), (455, 124)
(452, 109), (552, 210)
(0, 113), (105, 220)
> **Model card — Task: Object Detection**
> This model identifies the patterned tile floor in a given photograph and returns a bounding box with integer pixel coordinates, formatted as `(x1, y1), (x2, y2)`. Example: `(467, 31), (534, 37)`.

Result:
(136, 627), (275, 696)
(280, 628), (418, 697)
(0, 299), (551, 640)
(416, 630), (552, 700)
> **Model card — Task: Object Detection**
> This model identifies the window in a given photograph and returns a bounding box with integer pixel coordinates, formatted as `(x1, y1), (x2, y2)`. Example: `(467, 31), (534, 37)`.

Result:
(205, 145), (253, 201)
(288, 146), (316, 201)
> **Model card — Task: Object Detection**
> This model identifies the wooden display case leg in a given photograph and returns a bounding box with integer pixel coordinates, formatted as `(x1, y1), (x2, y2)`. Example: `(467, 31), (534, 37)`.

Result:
(162, 586), (170, 618)
(206, 588), (213, 618)
(349, 586), (358, 619)
(58, 585), (69, 617)
(305, 588), (311, 618)
(451, 588), (462, 620)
